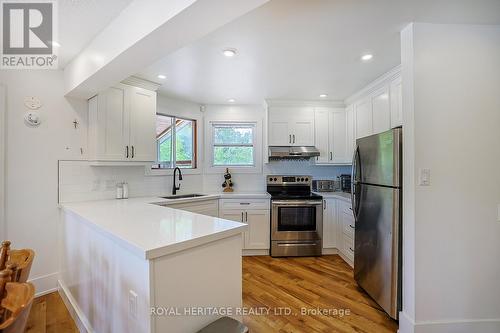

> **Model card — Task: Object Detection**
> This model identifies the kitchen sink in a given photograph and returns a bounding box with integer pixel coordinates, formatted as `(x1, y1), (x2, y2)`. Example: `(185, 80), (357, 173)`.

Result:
(161, 194), (208, 200)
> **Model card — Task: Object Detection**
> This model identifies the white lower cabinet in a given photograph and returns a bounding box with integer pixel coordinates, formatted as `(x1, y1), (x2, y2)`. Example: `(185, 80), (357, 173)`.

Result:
(322, 197), (355, 267)
(322, 198), (338, 248)
(219, 199), (270, 252)
(166, 199), (219, 218)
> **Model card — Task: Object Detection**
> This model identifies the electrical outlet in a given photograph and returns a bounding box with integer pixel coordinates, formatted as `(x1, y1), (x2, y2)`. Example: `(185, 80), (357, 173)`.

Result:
(419, 168), (431, 186)
(129, 290), (138, 318)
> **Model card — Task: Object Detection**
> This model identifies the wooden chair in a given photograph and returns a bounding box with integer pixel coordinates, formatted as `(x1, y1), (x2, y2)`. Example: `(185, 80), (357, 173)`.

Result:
(0, 269), (35, 333)
(0, 242), (35, 283)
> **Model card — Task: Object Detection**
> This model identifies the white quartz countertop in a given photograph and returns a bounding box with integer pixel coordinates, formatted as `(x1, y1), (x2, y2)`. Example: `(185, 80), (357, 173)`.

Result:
(314, 191), (352, 202)
(61, 196), (248, 260)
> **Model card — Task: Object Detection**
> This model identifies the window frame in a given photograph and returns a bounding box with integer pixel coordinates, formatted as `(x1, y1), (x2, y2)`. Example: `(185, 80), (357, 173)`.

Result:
(152, 113), (197, 170)
(205, 120), (262, 174)
(212, 123), (256, 167)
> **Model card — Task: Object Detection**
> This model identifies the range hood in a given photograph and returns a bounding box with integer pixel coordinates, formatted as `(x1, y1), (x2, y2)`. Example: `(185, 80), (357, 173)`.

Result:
(268, 146), (320, 159)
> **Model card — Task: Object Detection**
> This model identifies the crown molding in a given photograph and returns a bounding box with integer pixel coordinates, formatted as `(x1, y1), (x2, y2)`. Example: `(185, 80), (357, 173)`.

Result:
(121, 76), (161, 91)
(344, 65), (401, 105)
(266, 99), (345, 108)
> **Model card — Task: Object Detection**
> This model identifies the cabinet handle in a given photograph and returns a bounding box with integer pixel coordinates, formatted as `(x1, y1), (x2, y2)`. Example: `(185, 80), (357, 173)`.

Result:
(330, 152), (333, 160)
(126, 146), (129, 158)
(241, 212), (244, 222)
(349, 247), (354, 252)
(240, 202), (250, 205)
(349, 224), (355, 229)
(293, 134), (295, 144)
(245, 212), (248, 222)
(131, 146), (135, 158)
(289, 134), (292, 144)
(323, 200), (326, 210)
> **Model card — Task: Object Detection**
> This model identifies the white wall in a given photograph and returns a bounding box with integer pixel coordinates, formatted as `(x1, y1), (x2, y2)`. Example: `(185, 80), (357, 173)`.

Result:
(0, 70), (87, 294)
(400, 23), (500, 333)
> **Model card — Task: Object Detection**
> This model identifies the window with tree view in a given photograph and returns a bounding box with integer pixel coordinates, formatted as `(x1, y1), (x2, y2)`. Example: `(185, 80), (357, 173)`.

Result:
(212, 124), (255, 166)
(154, 114), (196, 169)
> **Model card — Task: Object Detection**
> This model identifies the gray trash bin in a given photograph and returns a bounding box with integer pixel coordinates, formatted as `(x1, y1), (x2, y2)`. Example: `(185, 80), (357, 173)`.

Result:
(196, 317), (249, 333)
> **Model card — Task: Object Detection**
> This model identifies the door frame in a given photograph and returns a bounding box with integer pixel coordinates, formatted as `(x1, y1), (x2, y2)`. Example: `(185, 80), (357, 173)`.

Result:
(0, 84), (5, 240)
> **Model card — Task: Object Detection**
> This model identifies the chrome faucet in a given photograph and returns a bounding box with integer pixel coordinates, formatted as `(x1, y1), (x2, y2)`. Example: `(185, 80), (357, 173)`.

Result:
(172, 167), (183, 195)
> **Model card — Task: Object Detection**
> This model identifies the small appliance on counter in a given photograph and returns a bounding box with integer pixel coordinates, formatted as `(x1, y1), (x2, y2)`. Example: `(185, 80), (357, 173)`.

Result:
(312, 179), (336, 192)
(339, 174), (351, 193)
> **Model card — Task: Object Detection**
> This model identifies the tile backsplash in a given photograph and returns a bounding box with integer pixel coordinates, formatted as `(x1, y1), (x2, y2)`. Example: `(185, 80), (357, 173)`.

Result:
(58, 160), (351, 203)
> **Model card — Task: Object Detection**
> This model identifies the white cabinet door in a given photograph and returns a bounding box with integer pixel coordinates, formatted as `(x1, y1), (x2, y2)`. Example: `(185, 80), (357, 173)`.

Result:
(245, 209), (270, 250)
(322, 199), (337, 248)
(330, 109), (348, 163)
(128, 87), (157, 162)
(371, 87), (391, 134)
(314, 108), (330, 163)
(94, 86), (128, 161)
(268, 119), (291, 145)
(346, 105), (355, 161)
(390, 77), (403, 128)
(220, 210), (245, 247)
(355, 98), (373, 139)
(292, 119), (315, 146)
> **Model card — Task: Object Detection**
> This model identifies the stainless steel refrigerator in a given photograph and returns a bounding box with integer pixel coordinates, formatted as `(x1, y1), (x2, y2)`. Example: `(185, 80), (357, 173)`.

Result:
(351, 127), (402, 320)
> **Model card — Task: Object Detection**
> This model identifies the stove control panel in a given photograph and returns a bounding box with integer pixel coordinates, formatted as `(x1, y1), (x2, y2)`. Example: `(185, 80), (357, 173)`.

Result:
(267, 175), (311, 185)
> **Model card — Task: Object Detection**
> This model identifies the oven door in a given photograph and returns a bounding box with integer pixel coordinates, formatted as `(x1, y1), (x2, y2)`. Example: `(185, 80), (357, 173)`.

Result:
(271, 200), (323, 241)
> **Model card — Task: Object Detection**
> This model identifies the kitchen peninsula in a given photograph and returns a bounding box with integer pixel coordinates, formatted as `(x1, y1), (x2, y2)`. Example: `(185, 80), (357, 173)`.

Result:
(59, 196), (247, 333)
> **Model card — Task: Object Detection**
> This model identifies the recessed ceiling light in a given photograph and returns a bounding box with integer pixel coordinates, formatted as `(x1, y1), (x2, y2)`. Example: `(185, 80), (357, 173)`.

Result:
(222, 49), (237, 58)
(157, 74), (166, 79)
(361, 54), (373, 61)
(319, 94), (328, 98)
(227, 98), (236, 103)
(49, 41), (61, 48)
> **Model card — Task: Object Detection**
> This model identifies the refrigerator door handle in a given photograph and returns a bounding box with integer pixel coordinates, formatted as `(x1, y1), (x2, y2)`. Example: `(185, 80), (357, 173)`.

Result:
(351, 146), (360, 219)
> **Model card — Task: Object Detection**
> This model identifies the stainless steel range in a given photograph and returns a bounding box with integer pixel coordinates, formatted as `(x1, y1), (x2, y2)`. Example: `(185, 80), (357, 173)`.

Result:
(267, 175), (323, 257)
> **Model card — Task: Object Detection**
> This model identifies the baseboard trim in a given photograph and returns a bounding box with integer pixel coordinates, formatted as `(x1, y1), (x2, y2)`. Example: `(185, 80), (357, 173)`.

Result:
(29, 272), (59, 297)
(58, 279), (93, 333)
(398, 311), (500, 333)
(243, 249), (269, 256)
(322, 248), (339, 255)
(337, 252), (354, 268)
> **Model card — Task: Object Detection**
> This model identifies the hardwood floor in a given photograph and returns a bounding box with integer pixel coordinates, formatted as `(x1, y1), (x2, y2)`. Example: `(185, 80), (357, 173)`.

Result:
(25, 292), (78, 333)
(26, 255), (397, 333)
(242, 255), (398, 333)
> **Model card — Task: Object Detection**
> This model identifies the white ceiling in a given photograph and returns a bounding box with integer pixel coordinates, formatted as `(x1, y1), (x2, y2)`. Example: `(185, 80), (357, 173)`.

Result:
(58, 0), (134, 67)
(137, 0), (500, 104)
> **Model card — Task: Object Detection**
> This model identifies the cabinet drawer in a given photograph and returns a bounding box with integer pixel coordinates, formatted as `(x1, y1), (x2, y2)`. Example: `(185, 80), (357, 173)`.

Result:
(342, 211), (355, 238)
(219, 199), (270, 210)
(342, 235), (354, 262)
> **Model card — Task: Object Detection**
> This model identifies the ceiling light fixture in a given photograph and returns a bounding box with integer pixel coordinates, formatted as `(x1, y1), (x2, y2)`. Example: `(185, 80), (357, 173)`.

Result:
(227, 98), (236, 103)
(361, 54), (373, 61)
(319, 94), (328, 98)
(157, 74), (166, 79)
(222, 49), (237, 58)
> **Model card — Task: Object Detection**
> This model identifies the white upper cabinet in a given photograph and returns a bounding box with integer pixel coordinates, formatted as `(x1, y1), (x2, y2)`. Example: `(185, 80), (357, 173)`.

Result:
(268, 107), (314, 146)
(128, 87), (157, 161)
(349, 68), (402, 141)
(390, 76), (403, 128)
(88, 84), (157, 162)
(371, 87), (391, 134)
(354, 98), (373, 139)
(346, 105), (355, 162)
(314, 108), (330, 164)
(314, 107), (350, 165)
